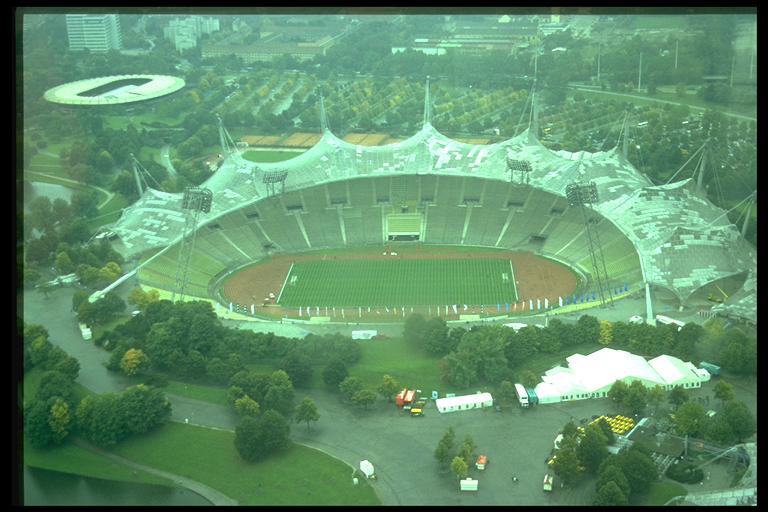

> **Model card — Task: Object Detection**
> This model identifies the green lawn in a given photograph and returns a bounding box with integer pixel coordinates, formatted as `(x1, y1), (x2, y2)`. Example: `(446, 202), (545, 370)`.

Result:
(242, 150), (304, 163)
(637, 480), (688, 505)
(164, 380), (229, 406)
(278, 258), (518, 307)
(23, 436), (178, 488)
(349, 336), (447, 394)
(110, 422), (380, 506)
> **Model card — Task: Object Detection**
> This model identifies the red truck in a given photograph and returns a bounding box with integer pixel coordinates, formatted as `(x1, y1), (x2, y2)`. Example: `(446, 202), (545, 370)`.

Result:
(395, 388), (416, 407)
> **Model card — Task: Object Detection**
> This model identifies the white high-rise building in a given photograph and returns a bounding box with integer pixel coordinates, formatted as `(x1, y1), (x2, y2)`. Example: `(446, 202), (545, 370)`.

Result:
(163, 16), (220, 52)
(66, 14), (123, 52)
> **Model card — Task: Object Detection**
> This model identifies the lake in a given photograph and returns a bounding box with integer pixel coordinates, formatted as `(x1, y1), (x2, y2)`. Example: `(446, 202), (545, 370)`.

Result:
(22, 466), (211, 506)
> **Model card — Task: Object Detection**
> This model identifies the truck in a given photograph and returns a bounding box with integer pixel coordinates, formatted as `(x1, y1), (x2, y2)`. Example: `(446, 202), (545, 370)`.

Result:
(395, 388), (416, 407)
(699, 361), (721, 377)
(526, 387), (539, 406)
(514, 383), (529, 408)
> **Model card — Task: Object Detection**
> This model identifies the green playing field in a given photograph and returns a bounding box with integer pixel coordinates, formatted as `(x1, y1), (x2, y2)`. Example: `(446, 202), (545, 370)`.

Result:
(277, 258), (518, 307)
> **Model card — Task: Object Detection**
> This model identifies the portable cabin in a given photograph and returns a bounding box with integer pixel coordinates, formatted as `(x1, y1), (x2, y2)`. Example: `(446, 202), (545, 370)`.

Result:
(435, 392), (493, 413)
(460, 478), (479, 491)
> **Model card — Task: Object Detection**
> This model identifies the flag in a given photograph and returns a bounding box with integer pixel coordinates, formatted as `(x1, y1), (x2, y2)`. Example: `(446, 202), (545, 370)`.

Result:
(506, 303), (510, 312)
(463, 304), (468, 311)
(299, 306), (302, 317)
(529, 299), (533, 310)
(216, 303), (221, 313)
(429, 306), (432, 315)
(537, 299), (541, 310)
(307, 306), (311, 317)
(333, 307), (336, 317)
(341, 308), (345, 319)
(544, 298), (549, 309)
(251, 304), (255, 315)
(445, 305), (448, 315)
(452, 304), (458, 314)
(385, 306), (389, 313)
(558, 296), (563, 307)
(573, 294), (578, 304)
(325, 306), (328, 316)
(229, 302), (233, 312)
(582, 293), (586, 303)
(402, 307), (405, 317)
(410, 306), (413, 313)
(497, 304), (501, 312)
(368, 306), (371, 312)
(359, 307), (362, 317)
(316, 306), (320, 315)
(514, 302), (517, 311)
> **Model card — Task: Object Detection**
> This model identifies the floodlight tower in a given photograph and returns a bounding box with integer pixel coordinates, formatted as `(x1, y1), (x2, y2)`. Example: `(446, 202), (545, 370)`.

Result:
(565, 181), (613, 306)
(172, 187), (213, 302)
(506, 155), (532, 185)
(262, 169), (288, 197)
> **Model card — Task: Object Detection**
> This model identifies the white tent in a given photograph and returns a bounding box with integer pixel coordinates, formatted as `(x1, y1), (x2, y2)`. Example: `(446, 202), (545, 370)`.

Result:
(359, 460), (375, 478)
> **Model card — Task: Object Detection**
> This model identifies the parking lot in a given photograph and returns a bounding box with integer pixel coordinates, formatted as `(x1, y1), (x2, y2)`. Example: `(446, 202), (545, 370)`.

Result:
(292, 388), (634, 505)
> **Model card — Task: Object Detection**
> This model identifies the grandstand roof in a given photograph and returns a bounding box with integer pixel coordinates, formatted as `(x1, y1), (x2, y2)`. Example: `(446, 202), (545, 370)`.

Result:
(110, 87), (756, 323)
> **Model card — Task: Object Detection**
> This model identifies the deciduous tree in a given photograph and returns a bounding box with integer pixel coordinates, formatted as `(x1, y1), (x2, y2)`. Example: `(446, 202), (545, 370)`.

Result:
(120, 348), (149, 376)
(352, 388), (377, 410)
(235, 395), (261, 417)
(377, 374), (399, 402)
(294, 397), (320, 432)
(450, 456), (469, 480)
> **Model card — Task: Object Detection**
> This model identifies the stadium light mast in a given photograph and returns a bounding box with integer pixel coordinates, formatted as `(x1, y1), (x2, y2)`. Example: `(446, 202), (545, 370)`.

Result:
(637, 51), (643, 92)
(319, 91), (329, 133)
(565, 181), (613, 307)
(130, 153), (144, 196)
(172, 187), (213, 302)
(423, 76), (432, 127)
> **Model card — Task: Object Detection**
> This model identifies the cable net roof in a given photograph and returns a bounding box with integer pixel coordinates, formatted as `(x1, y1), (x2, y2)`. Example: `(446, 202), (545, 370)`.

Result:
(112, 120), (756, 323)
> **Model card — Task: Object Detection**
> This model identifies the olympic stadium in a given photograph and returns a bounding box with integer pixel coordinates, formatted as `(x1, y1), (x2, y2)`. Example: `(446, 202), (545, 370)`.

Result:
(104, 82), (757, 326)
(43, 74), (185, 106)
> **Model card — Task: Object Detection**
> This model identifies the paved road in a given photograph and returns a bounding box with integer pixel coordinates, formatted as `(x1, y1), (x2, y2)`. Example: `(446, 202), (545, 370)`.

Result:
(25, 171), (116, 210)
(21, 286), (756, 505)
(568, 86), (756, 122)
(160, 145), (177, 177)
(71, 437), (238, 506)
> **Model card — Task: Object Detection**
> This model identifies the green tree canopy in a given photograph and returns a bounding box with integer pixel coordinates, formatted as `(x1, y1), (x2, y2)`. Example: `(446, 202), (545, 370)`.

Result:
(674, 402), (707, 437)
(593, 480), (629, 506)
(577, 424), (610, 474)
(352, 388), (377, 410)
(377, 374), (400, 402)
(450, 456), (469, 480)
(294, 397), (320, 432)
(339, 376), (364, 401)
(322, 358), (348, 388)
(234, 410), (290, 462)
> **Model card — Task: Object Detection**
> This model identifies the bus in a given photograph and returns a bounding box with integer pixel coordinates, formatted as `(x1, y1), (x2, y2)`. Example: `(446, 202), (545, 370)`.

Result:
(514, 383), (529, 408)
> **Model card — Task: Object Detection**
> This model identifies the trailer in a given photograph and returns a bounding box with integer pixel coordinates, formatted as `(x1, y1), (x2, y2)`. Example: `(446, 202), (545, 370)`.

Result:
(435, 392), (493, 413)
(525, 387), (539, 406)
(352, 330), (378, 340)
(699, 361), (721, 377)
(78, 323), (92, 341)
(655, 314), (685, 331)
(475, 455), (488, 470)
(514, 383), (529, 408)
(543, 474), (554, 492)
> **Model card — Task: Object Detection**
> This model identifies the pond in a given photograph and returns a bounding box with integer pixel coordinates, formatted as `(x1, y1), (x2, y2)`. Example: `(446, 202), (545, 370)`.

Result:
(24, 181), (75, 212)
(22, 466), (211, 506)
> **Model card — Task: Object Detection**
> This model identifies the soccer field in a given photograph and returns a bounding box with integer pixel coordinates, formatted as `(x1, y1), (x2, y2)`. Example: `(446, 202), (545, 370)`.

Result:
(277, 258), (518, 307)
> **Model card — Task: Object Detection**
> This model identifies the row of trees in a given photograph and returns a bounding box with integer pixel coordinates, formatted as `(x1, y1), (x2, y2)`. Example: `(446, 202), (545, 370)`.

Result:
(98, 299), (363, 386)
(434, 427), (478, 481)
(404, 311), (754, 394)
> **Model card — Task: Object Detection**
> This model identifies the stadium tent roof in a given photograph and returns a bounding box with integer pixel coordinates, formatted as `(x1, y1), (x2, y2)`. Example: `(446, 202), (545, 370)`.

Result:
(648, 355), (702, 386)
(535, 348), (705, 400)
(110, 88), (756, 323)
(566, 348), (667, 392)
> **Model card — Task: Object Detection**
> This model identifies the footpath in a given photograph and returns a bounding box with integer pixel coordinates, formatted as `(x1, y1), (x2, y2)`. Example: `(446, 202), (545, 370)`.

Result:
(71, 437), (238, 506)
